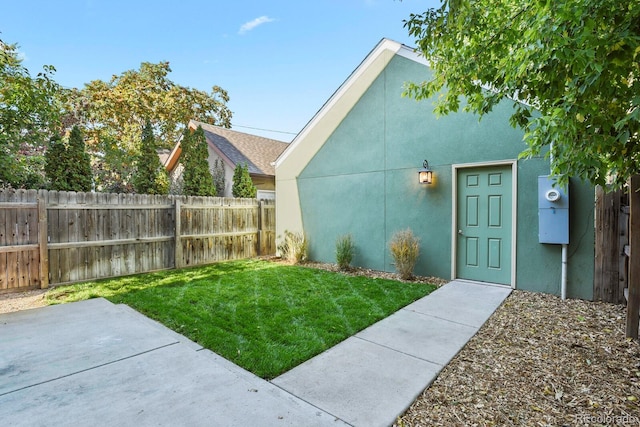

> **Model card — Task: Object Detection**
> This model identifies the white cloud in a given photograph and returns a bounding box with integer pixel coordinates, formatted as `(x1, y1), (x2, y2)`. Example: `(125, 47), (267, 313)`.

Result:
(238, 16), (275, 35)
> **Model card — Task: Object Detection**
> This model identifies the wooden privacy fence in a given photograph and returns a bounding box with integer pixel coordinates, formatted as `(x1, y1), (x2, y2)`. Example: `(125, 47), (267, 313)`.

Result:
(0, 195), (48, 291)
(594, 186), (629, 304)
(174, 197), (275, 269)
(0, 189), (275, 293)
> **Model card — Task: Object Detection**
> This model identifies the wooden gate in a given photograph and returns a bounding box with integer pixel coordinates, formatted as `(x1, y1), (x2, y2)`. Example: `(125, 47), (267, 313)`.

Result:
(0, 195), (48, 293)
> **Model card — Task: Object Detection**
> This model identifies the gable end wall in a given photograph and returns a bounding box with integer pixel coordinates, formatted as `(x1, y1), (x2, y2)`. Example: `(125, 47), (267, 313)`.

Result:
(291, 54), (594, 299)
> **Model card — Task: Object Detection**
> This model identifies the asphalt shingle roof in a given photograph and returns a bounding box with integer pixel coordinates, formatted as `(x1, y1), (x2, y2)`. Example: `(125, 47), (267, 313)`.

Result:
(190, 120), (288, 177)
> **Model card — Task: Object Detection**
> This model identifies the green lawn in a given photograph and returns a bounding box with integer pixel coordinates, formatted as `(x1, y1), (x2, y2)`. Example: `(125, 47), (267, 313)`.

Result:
(45, 259), (436, 379)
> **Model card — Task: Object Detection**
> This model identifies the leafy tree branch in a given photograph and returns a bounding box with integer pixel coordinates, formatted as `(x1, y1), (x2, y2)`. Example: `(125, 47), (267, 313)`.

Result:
(404, 0), (640, 188)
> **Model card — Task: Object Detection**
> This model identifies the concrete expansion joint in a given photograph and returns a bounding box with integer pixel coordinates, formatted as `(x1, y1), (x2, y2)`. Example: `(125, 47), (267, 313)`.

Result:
(401, 308), (480, 330)
(0, 341), (181, 398)
(268, 380), (352, 426)
(454, 279), (513, 290)
(352, 335), (445, 368)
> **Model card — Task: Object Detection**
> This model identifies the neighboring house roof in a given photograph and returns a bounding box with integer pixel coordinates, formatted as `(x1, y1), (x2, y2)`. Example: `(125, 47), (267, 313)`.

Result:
(164, 120), (288, 177)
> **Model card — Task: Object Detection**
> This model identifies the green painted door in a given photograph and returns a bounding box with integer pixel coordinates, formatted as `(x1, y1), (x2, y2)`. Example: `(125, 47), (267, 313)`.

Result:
(456, 165), (512, 285)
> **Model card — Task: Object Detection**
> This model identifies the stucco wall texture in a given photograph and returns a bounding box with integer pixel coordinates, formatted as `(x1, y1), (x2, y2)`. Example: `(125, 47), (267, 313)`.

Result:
(294, 54), (594, 300)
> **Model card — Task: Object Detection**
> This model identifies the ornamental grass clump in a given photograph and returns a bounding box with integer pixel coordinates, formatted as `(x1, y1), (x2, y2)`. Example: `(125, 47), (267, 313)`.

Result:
(335, 234), (355, 271)
(389, 228), (420, 280)
(278, 230), (308, 264)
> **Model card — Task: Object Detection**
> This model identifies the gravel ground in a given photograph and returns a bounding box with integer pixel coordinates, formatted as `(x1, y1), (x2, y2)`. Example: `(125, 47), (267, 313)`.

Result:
(2, 264), (639, 427)
(395, 290), (640, 427)
(0, 289), (48, 314)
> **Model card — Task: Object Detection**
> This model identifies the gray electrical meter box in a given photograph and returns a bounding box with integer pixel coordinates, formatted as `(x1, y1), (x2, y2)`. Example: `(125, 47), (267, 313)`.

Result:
(538, 175), (569, 244)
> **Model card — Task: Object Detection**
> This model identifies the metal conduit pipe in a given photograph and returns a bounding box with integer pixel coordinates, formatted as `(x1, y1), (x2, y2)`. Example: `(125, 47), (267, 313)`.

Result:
(551, 142), (568, 301)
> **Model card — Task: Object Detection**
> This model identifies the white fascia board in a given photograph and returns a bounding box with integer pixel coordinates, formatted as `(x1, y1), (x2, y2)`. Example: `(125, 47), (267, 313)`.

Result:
(396, 43), (431, 67)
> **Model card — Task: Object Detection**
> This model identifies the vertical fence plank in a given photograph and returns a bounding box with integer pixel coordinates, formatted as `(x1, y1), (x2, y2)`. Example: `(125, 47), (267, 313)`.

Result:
(59, 192), (72, 284)
(620, 204), (630, 301)
(47, 191), (59, 284)
(67, 192), (80, 283)
(85, 192), (97, 281)
(38, 197), (49, 289)
(0, 197), (6, 291)
(6, 192), (19, 289)
(594, 187), (623, 302)
(175, 199), (182, 269)
(14, 191), (27, 288)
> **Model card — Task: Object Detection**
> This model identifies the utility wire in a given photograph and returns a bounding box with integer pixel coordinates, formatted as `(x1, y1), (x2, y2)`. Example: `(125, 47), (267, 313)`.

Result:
(232, 124), (297, 135)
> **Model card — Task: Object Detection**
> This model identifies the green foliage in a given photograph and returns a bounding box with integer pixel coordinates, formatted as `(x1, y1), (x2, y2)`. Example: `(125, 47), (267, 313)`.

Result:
(66, 126), (93, 192)
(232, 163), (257, 198)
(64, 61), (232, 192)
(181, 125), (217, 196)
(335, 234), (355, 271)
(404, 0), (640, 188)
(132, 121), (169, 195)
(1, 38), (64, 188)
(278, 230), (308, 264)
(92, 134), (136, 193)
(45, 259), (437, 379)
(74, 62), (232, 150)
(44, 135), (67, 190)
(45, 126), (92, 192)
(389, 228), (420, 280)
(212, 158), (226, 196)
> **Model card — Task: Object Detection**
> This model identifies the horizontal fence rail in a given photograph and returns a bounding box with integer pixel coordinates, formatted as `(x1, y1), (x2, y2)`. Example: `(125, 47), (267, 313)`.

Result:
(0, 189), (275, 293)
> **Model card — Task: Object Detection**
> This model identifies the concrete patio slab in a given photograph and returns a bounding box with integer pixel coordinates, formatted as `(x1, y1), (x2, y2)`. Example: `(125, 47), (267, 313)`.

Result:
(0, 342), (340, 427)
(0, 298), (178, 396)
(0, 298), (345, 427)
(114, 303), (204, 351)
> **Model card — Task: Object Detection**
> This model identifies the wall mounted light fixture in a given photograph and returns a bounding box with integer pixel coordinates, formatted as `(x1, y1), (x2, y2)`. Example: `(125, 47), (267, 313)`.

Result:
(418, 159), (433, 184)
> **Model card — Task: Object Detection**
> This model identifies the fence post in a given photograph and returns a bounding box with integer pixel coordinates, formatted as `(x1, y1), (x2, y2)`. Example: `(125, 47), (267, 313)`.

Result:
(37, 197), (49, 289)
(626, 174), (640, 339)
(175, 199), (182, 269)
(257, 200), (263, 256)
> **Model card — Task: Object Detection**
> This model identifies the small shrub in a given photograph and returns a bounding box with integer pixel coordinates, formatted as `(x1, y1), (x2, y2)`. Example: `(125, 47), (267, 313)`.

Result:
(232, 163), (257, 198)
(389, 228), (420, 280)
(278, 230), (308, 264)
(335, 234), (355, 271)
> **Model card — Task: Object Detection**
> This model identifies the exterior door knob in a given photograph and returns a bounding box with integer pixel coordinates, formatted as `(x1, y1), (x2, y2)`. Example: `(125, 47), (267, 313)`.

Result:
(458, 229), (463, 235)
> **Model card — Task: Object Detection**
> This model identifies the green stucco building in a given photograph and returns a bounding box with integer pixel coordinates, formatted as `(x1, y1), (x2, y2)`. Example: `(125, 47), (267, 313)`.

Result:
(275, 39), (595, 300)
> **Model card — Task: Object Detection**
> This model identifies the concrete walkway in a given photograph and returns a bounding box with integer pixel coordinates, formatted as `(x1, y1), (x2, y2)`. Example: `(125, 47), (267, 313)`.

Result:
(0, 280), (510, 427)
(272, 280), (511, 426)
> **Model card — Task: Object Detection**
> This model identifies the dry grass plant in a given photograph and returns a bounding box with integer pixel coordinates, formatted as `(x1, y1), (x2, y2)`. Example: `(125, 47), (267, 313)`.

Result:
(278, 230), (308, 264)
(389, 228), (420, 280)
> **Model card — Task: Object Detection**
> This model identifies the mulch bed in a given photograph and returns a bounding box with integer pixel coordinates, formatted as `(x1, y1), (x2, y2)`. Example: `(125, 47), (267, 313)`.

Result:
(395, 290), (640, 426)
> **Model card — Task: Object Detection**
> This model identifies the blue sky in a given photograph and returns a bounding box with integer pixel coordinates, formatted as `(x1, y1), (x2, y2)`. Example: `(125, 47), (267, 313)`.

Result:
(1, 0), (438, 142)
